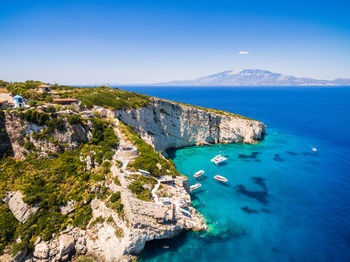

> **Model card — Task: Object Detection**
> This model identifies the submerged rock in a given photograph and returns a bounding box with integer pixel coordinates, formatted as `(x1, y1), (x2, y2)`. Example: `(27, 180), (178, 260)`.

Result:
(236, 185), (268, 205)
(203, 219), (246, 242)
(238, 151), (260, 160)
(241, 206), (258, 214)
(273, 154), (284, 162)
(286, 151), (298, 156)
(252, 177), (267, 191)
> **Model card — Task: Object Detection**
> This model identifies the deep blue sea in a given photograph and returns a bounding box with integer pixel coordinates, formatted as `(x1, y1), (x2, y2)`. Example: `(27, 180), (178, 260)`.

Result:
(120, 86), (350, 262)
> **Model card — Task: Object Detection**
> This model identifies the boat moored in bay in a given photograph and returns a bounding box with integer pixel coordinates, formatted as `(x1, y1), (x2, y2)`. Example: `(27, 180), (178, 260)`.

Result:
(211, 154), (227, 165)
(193, 170), (205, 178)
(190, 183), (202, 191)
(214, 175), (228, 182)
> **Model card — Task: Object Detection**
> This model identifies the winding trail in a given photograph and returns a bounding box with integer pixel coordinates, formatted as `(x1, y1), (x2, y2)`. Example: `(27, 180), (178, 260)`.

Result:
(151, 180), (161, 204)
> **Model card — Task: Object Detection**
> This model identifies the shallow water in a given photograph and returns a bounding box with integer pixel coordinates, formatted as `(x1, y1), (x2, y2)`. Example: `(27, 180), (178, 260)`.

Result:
(120, 86), (350, 262)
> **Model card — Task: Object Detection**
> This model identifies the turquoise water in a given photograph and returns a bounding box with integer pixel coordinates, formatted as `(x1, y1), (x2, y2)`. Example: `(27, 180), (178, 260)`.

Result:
(120, 86), (350, 262)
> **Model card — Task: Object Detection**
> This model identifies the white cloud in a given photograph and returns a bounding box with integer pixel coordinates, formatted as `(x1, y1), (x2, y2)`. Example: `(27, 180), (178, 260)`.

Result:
(238, 51), (249, 55)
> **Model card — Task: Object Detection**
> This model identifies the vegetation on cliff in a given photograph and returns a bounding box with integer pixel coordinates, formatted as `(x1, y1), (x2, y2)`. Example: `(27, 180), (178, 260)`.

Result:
(2, 80), (150, 111)
(0, 80), (262, 258)
(56, 86), (150, 110)
(0, 115), (119, 255)
(127, 175), (157, 202)
(119, 122), (180, 178)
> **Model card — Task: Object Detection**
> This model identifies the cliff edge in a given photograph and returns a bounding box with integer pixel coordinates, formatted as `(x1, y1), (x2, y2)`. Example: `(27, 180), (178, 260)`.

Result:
(116, 97), (265, 152)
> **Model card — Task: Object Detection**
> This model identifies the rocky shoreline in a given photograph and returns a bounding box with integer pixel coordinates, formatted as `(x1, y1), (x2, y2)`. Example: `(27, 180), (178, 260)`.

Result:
(0, 95), (265, 262)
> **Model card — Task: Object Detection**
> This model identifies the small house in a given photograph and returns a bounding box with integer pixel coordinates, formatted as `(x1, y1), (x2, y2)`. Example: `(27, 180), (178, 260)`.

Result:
(52, 98), (79, 105)
(13, 95), (24, 108)
(36, 84), (51, 93)
(153, 204), (174, 223)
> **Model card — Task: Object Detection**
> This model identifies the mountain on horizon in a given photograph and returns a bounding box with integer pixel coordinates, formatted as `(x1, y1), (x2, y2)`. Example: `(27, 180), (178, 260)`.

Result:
(155, 69), (350, 86)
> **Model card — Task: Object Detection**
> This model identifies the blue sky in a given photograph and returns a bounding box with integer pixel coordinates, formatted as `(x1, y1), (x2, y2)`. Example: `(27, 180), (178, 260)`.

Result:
(0, 0), (349, 84)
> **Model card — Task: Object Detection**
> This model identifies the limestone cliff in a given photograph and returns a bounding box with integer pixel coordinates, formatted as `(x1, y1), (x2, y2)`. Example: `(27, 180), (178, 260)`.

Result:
(116, 97), (265, 152)
(1, 111), (92, 159)
(0, 94), (265, 262)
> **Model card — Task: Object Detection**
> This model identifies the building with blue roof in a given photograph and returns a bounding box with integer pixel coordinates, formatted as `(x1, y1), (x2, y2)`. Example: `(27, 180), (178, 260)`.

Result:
(13, 95), (24, 108)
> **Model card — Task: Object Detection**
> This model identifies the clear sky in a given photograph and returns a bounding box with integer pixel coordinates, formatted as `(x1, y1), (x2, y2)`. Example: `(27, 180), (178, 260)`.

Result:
(0, 0), (349, 84)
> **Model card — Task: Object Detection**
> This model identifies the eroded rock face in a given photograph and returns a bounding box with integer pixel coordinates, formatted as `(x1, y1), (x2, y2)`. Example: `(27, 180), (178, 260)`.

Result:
(11, 248), (27, 262)
(2, 112), (92, 159)
(59, 200), (76, 215)
(8, 191), (39, 224)
(116, 98), (265, 152)
(58, 235), (75, 259)
(33, 242), (49, 259)
(30, 229), (86, 262)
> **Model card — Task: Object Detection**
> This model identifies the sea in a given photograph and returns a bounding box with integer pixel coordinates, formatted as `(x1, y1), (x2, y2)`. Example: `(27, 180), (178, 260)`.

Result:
(120, 86), (350, 262)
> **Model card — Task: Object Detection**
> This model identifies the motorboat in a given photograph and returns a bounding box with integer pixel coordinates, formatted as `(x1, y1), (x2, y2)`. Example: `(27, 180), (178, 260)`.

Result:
(214, 175), (228, 182)
(211, 154), (227, 165)
(193, 170), (205, 178)
(190, 183), (202, 191)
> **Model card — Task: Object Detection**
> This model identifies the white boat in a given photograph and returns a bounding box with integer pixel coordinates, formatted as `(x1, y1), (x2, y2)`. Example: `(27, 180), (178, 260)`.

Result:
(312, 147), (317, 152)
(193, 170), (205, 178)
(211, 154), (227, 165)
(190, 183), (202, 191)
(214, 175), (228, 182)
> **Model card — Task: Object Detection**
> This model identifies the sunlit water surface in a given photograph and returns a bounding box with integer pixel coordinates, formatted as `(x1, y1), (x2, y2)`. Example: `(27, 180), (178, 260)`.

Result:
(119, 86), (350, 262)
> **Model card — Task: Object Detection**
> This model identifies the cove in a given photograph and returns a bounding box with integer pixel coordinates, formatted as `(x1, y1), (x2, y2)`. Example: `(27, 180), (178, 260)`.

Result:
(122, 86), (350, 262)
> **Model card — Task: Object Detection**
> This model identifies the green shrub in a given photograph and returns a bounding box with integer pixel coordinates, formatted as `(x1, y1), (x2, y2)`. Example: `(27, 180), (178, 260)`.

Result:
(115, 160), (122, 168)
(64, 86), (150, 110)
(103, 150), (114, 160)
(113, 199), (124, 218)
(102, 161), (111, 175)
(91, 173), (105, 182)
(128, 181), (144, 195)
(43, 105), (56, 113)
(102, 161), (111, 168)
(47, 118), (65, 132)
(128, 181), (152, 201)
(73, 205), (92, 229)
(109, 192), (121, 203)
(114, 176), (121, 186)
(24, 141), (35, 151)
(106, 216), (114, 223)
(28, 100), (38, 107)
(22, 109), (50, 126)
(67, 115), (81, 125)
(0, 204), (19, 253)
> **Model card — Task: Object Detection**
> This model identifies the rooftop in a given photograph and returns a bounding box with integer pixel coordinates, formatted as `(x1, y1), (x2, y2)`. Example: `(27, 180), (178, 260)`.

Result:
(38, 84), (50, 88)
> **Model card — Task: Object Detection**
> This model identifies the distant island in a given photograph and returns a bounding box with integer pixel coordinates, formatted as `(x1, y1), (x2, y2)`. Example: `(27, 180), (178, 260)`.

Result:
(149, 69), (350, 86)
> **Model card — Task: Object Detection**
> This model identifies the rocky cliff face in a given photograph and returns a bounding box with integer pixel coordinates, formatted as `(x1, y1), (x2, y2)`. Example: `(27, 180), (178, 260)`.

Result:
(0, 98), (265, 262)
(1, 111), (92, 159)
(116, 98), (265, 152)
